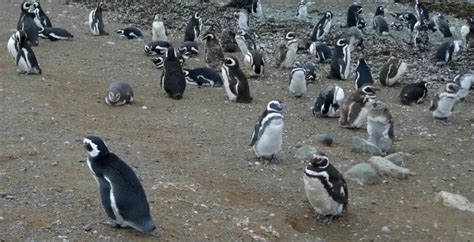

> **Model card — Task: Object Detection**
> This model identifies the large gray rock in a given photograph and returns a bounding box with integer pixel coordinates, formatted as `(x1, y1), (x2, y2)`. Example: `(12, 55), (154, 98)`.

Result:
(368, 156), (415, 179)
(435, 191), (474, 213)
(384, 152), (414, 167)
(311, 134), (333, 146)
(352, 136), (383, 156)
(295, 146), (318, 160)
(344, 163), (380, 185)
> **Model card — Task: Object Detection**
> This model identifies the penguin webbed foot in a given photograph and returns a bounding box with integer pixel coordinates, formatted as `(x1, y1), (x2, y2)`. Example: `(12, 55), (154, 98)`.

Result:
(435, 117), (451, 125)
(316, 214), (334, 224)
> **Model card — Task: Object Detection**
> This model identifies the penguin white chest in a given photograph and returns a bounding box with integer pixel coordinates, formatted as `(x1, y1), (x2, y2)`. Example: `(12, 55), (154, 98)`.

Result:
(89, 10), (99, 35)
(221, 67), (237, 101)
(254, 118), (284, 157)
(434, 95), (456, 117)
(289, 71), (307, 97)
(342, 47), (351, 79)
(7, 37), (17, 62)
(303, 175), (334, 215)
(152, 21), (167, 41)
(17, 48), (32, 73)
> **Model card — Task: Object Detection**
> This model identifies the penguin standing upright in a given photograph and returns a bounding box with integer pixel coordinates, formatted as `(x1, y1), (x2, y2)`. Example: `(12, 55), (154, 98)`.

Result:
(373, 6), (389, 35)
(432, 13), (452, 38)
(312, 84), (345, 118)
(304, 152), (348, 224)
(309, 42), (332, 63)
(7, 31), (26, 63)
(82, 136), (156, 234)
(201, 32), (225, 70)
(430, 83), (459, 124)
(184, 12), (202, 42)
(339, 85), (378, 129)
(311, 11), (333, 41)
(17, 1), (39, 46)
(401, 12), (418, 32)
(15, 30), (41, 75)
(367, 104), (394, 154)
(152, 14), (168, 41)
(221, 57), (253, 103)
(251, 0), (263, 18)
(435, 40), (462, 65)
(328, 39), (351, 80)
(400, 81), (429, 105)
(105, 81), (134, 106)
(415, 0), (429, 22)
(89, 2), (108, 36)
(346, 4), (363, 28)
(161, 47), (186, 100)
(296, 0), (308, 21)
(32, 1), (52, 28)
(346, 26), (364, 52)
(289, 67), (307, 97)
(250, 100), (285, 161)
(354, 58), (374, 89)
(275, 32), (298, 69)
(237, 9), (250, 32)
(235, 32), (264, 76)
(460, 17), (474, 48)
(379, 56), (407, 87)
(454, 70), (474, 101)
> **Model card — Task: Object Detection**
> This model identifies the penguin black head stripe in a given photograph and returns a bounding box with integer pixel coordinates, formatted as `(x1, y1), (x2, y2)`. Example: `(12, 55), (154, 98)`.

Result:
(445, 83), (459, 93)
(267, 100), (285, 112)
(336, 39), (348, 46)
(201, 32), (216, 41)
(224, 57), (237, 66)
(83, 136), (110, 159)
(286, 32), (296, 40)
(194, 12), (200, 19)
(361, 85), (377, 96)
(310, 152), (329, 169)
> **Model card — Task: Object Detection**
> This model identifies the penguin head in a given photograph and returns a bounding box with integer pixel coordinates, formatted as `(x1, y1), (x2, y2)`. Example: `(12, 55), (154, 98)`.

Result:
(21, 1), (35, 14)
(144, 45), (153, 55)
(336, 39), (348, 47)
(193, 12), (201, 20)
(151, 57), (164, 68)
(309, 152), (329, 169)
(355, 5), (363, 15)
(285, 32), (296, 41)
(357, 58), (367, 67)
(116, 29), (124, 35)
(375, 6), (385, 16)
(361, 85), (378, 96)
(445, 83), (459, 93)
(32, 1), (41, 10)
(83, 136), (110, 159)
(299, 0), (306, 6)
(200, 32), (216, 41)
(223, 57), (239, 68)
(267, 100), (286, 112)
(165, 47), (178, 59)
(357, 17), (367, 29)
(467, 17), (474, 28)
(153, 14), (161, 21)
(325, 11), (333, 19)
(97, 2), (108, 11)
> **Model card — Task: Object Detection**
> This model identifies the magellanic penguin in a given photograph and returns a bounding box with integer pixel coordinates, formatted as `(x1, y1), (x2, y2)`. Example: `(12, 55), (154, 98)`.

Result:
(183, 67), (223, 87)
(430, 83), (459, 124)
(38, 27), (74, 41)
(311, 11), (333, 41)
(200, 31), (225, 70)
(304, 152), (348, 224)
(144, 40), (172, 56)
(235, 31), (264, 77)
(179, 41), (199, 58)
(460, 17), (474, 48)
(250, 100), (286, 161)
(221, 29), (239, 52)
(289, 67), (307, 97)
(312, 84), (345, 118)
(32, 1), (52, 28)
(346, 26), (364, 52)
(89, 2), (108, 36)
(400, 81), (429, 105)
(105, 81), (134, 106)
(435, 40), (462, 65)
(432, 13), (452, 38)
(184, 12), (202, 42)
(82, 136), (156, 234)
(373, 6), (389, 35)
(275, 32), (298, 69)
(367, 103), (394, 155)
(296, 0), (308, 21)
(151, 54), (184, 69)
(453, 70), (474, 101)
(346, 4), (363, 28)
(237, 9), (250, 32)
(328, 39), (351, 80)
(400, 12), (418, 32)
(16, 30), (42, 75)
(379, 56), (407, 87)
(415, 0), (429, 22)
(302, 63), (317, 81)
(309, 42), (332, 63)
(354, 58), (374, 89)
(7, 31), (25, 63)
(116, 27), (143, 39)
(339, 85), (378, 129)
(251, 0), (263, 18)
(17, 1), (39, 46)
(161, 47), (186, 100)
(221, 57), (253, 103)
(152, 14), (168, 41)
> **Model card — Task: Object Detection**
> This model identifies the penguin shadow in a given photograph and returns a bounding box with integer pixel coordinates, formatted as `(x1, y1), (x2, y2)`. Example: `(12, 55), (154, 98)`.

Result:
(100, 221), (160, 238)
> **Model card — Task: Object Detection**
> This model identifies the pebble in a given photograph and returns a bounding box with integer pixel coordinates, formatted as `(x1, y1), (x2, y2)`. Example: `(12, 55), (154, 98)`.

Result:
(384, 152), (413, 167)
(83, 224), (92, 231)
(352, 136), (383, 156)
(434, 191), (474, 213)
(294, 145), (318, 160)
(381, 226), (391, 234)
(369, 156), (415, 179)
(344, 163), (380, 185)
(311, 133), (333, 146)
(51, 161), (59, 166)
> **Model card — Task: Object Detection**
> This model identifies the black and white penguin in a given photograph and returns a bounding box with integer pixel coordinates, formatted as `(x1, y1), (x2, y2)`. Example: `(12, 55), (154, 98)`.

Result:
(311, 11), (333, 41)
(183, 67), (223, 87)
(400, 81), (429, 105)
(152, 14), (168, 41)
(250, 100), (285, 161)
(151, 53), (184, 69)
(144, 40), (172, 56)
(415, 0), (429, 22)
(296, 0), (308, 21)
(430, 83), (459, 124)
(82, 136), (156, 234)
(432, 13), (452, 38)
(38, 27), (74, 41)
(105, 81), (134, 106)
(235, 31), (264, 77)
(275, 32), (298, 69)
(221, 29), (239, 52)
(289, 67), (307, 97)
(373, 6), (389, 35)
(304, 152), (348, 224)
(389, 12), (404, 31)
(251, 0), (263, 18)
(89, 2), (108, 36)
(7, 31), (25, 63)
(16, 30), (41, 75)
(32, 1), (52, 28)
(184, 12), (202, 42)
(413, 20), (430, 49)
(461, 17), (474, 48)
(346, 4), (363, 28)
(354, 58), (374, 89)
(238, 9), (250, 31)
(302, 63), (316, 81)
(235, 30), (257, 54)
(309, 42), (332, 63)
(346, 26), (364, 52)
(400, 12), (418, 32)
(17, 1), (39, 46)
(116, 27), (143, 39)
(179, 41), (199, 58)
(201, 31), (225, 70)
(374, 5), (385, 17)
(312, 84), (345, 118)
(435, 40), (462, 65)
(367, 104), (394, 154)
(221, 57), (253, 103)
(379, 56), (407, 87)
(328, 39), (350, 80)
(454, 70), (474, 101)
(161, 47), (186, 100)
(339, 85), (378, 129)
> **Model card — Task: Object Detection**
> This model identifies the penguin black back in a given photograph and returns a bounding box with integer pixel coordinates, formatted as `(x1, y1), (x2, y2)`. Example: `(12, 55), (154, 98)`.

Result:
(161, 47), (186, 99)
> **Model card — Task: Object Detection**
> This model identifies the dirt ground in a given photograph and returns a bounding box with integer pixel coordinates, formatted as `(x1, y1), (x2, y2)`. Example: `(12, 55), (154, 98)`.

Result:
(1, 1), (473, 241)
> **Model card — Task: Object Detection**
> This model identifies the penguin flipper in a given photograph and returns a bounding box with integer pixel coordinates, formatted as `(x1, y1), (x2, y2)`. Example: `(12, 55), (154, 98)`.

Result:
(429, 95), (439, 111)
(250, 110), (267, 146)
(97, 176), (116, 220)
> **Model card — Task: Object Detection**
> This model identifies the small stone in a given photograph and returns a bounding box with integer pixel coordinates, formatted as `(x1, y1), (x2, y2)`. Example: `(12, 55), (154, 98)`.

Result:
(311, 134), (333, 146)
(5, 195), (15, 200)
(344, 163), (379, 185)
(295, 146), (318, 160)
(381, 226), (391, 234)
(384, 152), (413, 167)
(83, 224), (92, 231)
(106, 41), (115, 45)
(369, 156), (415, 179)
(352, 136), (383, 156)
(51, 161), (58, 166)
(434, 191), (474, 213)
(142, 106), (148, 110)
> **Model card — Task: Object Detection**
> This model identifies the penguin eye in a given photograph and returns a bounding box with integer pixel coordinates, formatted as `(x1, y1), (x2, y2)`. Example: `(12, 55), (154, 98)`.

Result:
(85, 143), (93, 152)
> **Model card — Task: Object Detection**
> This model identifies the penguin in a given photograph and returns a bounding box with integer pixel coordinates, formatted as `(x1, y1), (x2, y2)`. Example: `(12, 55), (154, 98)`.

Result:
(356, 16), (367, 31)
(7, 31), (25, 63)
(221, 57), (253, 103)
(235, 30), (257, 53)
(399, 12), (418, 32)
(144, 40), (172, 56)
(179, 41), (199, 58)
(151, 54), (184, 69)
(200, 31), (225, 70)
(400, 81), (429, 105)
(379, 57), (407, 87)
(430, 83), (459, 124)
(38, 27), (74, 41)
(311, 11), (333, 41)
(346, 4), (363, 28)
(89, 2), (108, 36)
(152, 14), (168, 41)
(460, 17), (474, 48)
(302, 63), (316, 81)
(251, 0), (263, 18)
(304, 152), (348, 224)
(453, 70), (474, 101)
(374, 6), (385, 17)
(328, 39), (350, 80)
(309, 42), (332, 63)
(415, 0), (429, 22)
(435, 40), (462, 65)
(183, 67), (223, 87)
(354, 58), (374, 89)
(346, 26), (364, 52)
(32, 1), (52, 28)
(105, 81), (134, 106)
(339, 85), (378, 129)
(250, 100), (285, 161)
(289, 67), (307, 98)
(237, 9), (250, 32)
(221, 29), (239, 52)
(389, 12), (404, 31)
(312, 84), (345, 118)
(17, 1), (39, 46)
(82, 136), (156, 234)
(161, 47), (186, 100)
(296, 0), (308, 21)
(367, 104), (394, 154)
(413, 20), (430, 49)
(16, 30), (42, 75)
(116, 27), (143, 39)
(235, 31), (264, 77)
(184, 12), (202, 42)
(373, 7), (389, 35)
(275, 32), (298, 69)
(432, 13), (452, 38)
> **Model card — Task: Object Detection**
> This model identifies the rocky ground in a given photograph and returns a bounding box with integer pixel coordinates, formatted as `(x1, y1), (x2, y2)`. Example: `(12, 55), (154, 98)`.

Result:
(1, 0), (473, 241)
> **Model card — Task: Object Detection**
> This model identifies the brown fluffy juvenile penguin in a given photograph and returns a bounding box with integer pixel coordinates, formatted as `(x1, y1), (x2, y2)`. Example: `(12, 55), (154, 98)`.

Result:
(339, 85), (378, 129)
(201, 31), (225, 70)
